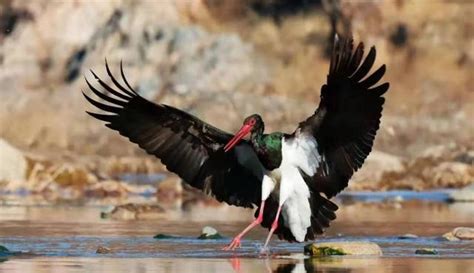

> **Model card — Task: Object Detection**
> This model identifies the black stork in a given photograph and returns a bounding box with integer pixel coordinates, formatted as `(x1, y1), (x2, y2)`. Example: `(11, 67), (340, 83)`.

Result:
(83, 35), (389, 250)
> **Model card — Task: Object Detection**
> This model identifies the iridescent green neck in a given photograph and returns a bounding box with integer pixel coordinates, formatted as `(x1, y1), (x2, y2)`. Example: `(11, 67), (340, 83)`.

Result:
(250, 131), (283, 170)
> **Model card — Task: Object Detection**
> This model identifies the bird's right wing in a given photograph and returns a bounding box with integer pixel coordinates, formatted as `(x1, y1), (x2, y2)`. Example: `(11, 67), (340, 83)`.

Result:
(83, 62), (262, 207)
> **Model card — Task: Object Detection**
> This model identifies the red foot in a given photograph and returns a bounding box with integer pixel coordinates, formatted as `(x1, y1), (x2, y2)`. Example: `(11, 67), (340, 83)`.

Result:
(222, 237), (242, 250)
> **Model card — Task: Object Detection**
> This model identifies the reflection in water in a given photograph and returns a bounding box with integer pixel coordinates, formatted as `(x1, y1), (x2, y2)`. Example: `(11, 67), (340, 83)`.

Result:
(273, 262), (300, 273)
(0, 197), (473, 273)
(225, 256), (474, 273)
(302, 258), (351, 273)
(230, 257), (353, 273)
(2, 257), (474, 273)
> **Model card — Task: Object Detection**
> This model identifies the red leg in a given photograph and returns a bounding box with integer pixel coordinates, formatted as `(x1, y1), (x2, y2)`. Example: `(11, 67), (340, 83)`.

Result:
(223, 200), (265, 250)
(262, 205), (282, 249)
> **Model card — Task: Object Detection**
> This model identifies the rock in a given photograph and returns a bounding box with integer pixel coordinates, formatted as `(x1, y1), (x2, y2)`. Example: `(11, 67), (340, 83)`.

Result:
(397, 234), (418, 239)
(101, 205), (135, 220)
(153, 233), (181, 239)
(431, 162), (473, 188)
(85, 180), (130, 198)
(304, 245), (346, 256)
(442, 232), (460, 242)
(443, 227), (474, 241)
(101, 203), (165, 220)
(452, 227), (474, 240)
(304, 241), (383, 256)
(454, 150), (474, 165)
(0, 1), (267, 155)
(0, 0), (472, 195)
(197, 226), (223, 240)
(415, 248), (438, 255)
(0, 245), (20, 257)
(156, 175), (183, 201)
(100, 211), (109, 219)
(4, 2), (266, 93)
(170, 29), (266, 95)
(367, 150), (473, 191)
(0, 245), (10, 255)
(96, 246), (111, 254)
(50, 164), (92, 187)
(0, 1), (182, 87)
(448, 184), (474, 202)
(420, 144), (456, 159)
(102, 157), (165, 175)
(350, 151), (405, 184)
(85, 180), (155, 198)
(0, 139), (28, 182)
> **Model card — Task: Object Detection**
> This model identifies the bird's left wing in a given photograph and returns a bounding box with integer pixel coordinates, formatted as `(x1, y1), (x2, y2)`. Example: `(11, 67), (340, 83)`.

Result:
(296, 36), (390, 198)
(83, 62), (262, 207)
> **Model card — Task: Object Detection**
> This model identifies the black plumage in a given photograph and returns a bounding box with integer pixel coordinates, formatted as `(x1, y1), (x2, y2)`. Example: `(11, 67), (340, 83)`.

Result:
(83, 61), (261, 208)
(299, 36), (389, 199)
(83, 34), (389, 245)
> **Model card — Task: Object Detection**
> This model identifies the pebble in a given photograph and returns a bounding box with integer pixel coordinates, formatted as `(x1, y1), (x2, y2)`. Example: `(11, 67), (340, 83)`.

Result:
(415, 248), (438, 255)
(197, 226), (223, 239)
(96, 246), (112, 254)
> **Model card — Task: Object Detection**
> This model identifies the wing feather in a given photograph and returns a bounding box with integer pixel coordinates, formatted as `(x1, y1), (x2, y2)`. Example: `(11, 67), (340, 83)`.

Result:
(297, 36), (389, 198)
(84, 62), (262, 207)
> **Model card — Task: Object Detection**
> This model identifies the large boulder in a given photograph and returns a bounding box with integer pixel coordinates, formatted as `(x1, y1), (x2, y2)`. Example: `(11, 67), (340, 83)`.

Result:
(449, 184), (474, 202)
(0, 1), (268, 154)
(443, 227), (474, 241)
(304, 241), (383, 256)
(0, 139), (28, 182)
(101, 203), (166, 220)
(431, 162), (473, 188)
(349, 151), (405, 189)
(0, 0), (267, 94)
(352, 146), (474, 191)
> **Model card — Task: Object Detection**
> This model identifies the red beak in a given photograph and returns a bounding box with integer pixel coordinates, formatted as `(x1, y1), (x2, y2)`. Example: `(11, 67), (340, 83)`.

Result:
(224, 124), (252, 152)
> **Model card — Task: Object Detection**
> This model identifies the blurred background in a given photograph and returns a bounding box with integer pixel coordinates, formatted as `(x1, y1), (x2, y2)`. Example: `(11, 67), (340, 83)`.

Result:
(0, 1), (473, 273)
(0, 0), (472, 199)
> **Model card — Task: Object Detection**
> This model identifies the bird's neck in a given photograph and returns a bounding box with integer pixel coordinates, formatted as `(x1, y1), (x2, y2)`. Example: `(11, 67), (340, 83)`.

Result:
(250, 130), (283, 170)
(250, 127), (265, 150)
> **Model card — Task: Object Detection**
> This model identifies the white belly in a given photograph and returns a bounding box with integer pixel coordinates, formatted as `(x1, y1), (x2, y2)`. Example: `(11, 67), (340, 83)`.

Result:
(262, 134), (321, 242)
(246, 132), (321, 242)
(278, 163), (311, 242)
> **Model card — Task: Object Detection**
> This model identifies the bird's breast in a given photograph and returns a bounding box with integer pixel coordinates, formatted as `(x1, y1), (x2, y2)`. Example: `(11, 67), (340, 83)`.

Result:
(268, 168), (282, 182)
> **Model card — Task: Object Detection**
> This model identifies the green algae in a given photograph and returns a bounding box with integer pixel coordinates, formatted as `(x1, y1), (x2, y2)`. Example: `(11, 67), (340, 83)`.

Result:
(304, 245), (346, 256)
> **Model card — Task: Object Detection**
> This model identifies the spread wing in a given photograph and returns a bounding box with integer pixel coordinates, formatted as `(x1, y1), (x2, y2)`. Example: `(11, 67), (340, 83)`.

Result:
(297, 36), (390, 198)
(83, 61), (262, 207)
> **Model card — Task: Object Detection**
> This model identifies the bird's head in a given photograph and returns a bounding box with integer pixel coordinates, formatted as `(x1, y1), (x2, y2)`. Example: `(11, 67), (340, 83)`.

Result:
(224, 114), (263, 152)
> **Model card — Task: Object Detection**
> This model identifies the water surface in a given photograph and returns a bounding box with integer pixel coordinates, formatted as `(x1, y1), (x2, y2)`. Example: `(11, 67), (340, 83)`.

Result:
(0, 192), (472, 273)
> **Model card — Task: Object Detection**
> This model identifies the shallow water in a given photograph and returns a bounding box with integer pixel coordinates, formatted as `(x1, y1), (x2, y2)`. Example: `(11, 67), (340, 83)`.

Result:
(2, 257), (474, 273)
(0, 192), (473, 273)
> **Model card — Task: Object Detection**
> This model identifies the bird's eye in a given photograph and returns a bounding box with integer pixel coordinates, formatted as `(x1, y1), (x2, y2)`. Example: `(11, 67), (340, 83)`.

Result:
(250, 119), (256, 125)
